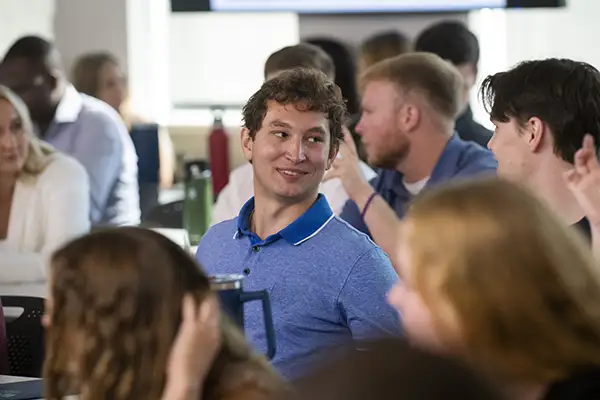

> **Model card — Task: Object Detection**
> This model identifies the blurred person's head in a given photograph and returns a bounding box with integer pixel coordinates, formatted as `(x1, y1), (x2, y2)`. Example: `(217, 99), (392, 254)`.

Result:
(71, 52), (126, 112)
(0, 36), (66, 123)
(387, 178), (600, 389)
(306, 38), (360, 116)
(264, 43), (335, 81)
(241, 68), (346, 205)
(415, 21), (480, 114)
(296, 338), (503, 400)
(359, 30), (412, 74)
(44, 227), (282, 400)
(0, 85), (56, 177)
(356, 52), (462, 170)
(480, 59), (600, 187)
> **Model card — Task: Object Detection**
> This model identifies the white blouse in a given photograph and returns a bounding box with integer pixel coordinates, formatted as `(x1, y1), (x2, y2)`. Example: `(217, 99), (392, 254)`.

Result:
(0, 153), (90, 283)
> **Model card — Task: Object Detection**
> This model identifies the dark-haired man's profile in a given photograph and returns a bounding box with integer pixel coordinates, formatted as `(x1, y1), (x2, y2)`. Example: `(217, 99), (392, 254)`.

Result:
(0, 35), (140, 227)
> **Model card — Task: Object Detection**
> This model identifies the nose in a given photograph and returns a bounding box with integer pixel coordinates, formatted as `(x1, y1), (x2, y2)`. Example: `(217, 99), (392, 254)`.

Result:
(285, 135), (306, 163)
(487, 132), (495, 151)
(0, 130), (16, 151)
(355, 116), (365, 137)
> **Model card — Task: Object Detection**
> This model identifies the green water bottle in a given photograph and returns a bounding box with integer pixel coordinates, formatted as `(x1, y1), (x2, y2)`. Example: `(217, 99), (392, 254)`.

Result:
(183, 160), (213, 245)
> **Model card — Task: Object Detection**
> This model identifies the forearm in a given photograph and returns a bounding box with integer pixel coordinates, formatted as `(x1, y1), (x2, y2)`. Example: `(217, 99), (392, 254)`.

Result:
(350, 183), (402, 269)
(161, 381), (202, 400)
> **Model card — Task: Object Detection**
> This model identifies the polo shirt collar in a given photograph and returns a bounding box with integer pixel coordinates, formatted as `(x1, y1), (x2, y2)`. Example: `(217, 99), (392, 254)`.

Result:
(54, 84), (83, 124)
(234, 194), (334, 246)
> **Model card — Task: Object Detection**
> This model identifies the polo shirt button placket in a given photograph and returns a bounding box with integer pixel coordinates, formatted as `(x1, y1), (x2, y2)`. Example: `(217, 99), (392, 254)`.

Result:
(252, 245), (260, 253)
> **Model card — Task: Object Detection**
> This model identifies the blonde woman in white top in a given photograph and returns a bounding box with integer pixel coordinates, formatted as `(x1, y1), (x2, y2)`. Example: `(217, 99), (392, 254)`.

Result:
(0, 85), (89, 283)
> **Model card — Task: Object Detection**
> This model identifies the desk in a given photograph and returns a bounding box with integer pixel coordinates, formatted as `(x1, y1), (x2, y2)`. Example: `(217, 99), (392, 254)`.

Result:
(0, 375), (77, 399)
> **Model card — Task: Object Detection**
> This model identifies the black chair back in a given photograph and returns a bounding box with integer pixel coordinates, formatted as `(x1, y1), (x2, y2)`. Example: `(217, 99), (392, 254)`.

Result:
(1, 296), (45, 377)
(145, 200), (184, 229)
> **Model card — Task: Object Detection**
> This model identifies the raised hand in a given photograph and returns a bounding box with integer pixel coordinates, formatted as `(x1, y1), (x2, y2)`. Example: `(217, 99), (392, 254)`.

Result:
(564, 134), (600, 227)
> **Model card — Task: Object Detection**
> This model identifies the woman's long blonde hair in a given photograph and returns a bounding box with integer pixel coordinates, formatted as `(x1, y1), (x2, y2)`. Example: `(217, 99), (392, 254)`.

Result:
(405, 178), (600, 383)
(0, 85), (55, 175)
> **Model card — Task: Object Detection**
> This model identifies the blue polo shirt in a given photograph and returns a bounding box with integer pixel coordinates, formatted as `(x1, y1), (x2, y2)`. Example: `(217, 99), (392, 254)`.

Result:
(196, 194), (401, 380)
(340, 134), (497, 234)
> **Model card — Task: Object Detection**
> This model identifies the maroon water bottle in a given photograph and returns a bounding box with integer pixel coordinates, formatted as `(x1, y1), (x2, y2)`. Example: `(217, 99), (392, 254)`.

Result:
(208, 108), (230, 197)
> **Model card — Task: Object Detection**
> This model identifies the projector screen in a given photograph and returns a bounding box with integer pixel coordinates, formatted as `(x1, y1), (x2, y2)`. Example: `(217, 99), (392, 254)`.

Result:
(208, 0), (506, 13)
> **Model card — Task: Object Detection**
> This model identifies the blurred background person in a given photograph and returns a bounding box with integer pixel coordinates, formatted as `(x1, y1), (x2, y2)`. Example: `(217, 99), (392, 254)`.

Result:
(44, 227), (290, 400)
(358, 30), (412, 75)
(70, 51), (176, 192)
(295, 338), (503, 400)
(0, 85), (89, 282)
(388, 178), (600, 400)
(415, 20), (492, 147)
(212, 43), (376, 224)
(0, 36), (140, 227)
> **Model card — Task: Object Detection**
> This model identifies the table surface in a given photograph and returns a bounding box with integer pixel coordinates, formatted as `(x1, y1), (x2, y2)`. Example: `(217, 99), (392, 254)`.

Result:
(0, 375), (77, 399)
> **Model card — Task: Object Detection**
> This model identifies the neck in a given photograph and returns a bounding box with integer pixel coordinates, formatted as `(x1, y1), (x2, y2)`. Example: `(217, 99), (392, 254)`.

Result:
(251, 193), (317, 240)
(0, 174), (17, 198)
(396, 127), (452, 183)
(505, 382), (547, 400)
(530, 158), (584, 225)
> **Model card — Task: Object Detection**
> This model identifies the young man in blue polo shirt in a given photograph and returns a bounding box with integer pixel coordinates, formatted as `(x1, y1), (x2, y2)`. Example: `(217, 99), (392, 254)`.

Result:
(328, 53), (497, 262)
(196, 68), (400, 380)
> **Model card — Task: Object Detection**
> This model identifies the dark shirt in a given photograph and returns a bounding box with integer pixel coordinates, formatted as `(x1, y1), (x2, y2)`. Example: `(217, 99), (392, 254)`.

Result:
(544, 368), (600, 400)
(455, 106), (493, 148)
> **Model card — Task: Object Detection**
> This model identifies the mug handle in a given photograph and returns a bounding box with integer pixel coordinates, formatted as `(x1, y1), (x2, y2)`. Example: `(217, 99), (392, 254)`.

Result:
(240, 290), (277, 360)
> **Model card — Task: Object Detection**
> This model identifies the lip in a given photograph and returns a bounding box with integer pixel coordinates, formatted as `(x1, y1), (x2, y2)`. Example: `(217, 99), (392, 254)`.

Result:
(276, 168), (310, 178)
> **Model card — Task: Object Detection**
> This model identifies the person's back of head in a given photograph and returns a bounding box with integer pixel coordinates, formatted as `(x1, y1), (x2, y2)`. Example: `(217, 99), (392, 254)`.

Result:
(0, 35), (64, 120)
(480, 58), (600, 166)
(295, 339), (504, 400)
(45, 227), (283, 400)
(264, 43), (335, 81)
(396, 177), (600, 384)
(360, 30), (412, 71)
(415, 21), (479, 69)
(361, 52), (462, 126)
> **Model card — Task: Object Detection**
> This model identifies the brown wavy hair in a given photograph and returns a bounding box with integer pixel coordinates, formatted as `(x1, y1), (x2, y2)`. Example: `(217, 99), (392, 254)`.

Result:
(405, 178), (600, 383)
(44, 227), (286, 400)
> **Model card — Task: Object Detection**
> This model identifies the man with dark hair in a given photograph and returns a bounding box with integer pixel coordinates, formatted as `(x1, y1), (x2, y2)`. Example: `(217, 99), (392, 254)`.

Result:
(0, 36), (140, 226)
(196, 68), (400, 380)
(415, 20), (492, 147)
(264, 43), (335, 80)
(480, 58), (600, 238)
(359, 30), (412, 72)
(212, 44), (376, 224)
(329, 53), (496, 258)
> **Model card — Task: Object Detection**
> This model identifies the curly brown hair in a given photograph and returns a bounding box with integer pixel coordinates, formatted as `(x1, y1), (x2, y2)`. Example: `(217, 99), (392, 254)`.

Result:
(44, 227), (286, 400)
(242, 68), (347, 154)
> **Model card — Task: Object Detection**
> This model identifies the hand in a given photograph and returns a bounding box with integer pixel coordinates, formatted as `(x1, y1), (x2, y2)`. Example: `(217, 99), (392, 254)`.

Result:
(163, 294), (222, 399)
(564, 134), (600, 227)
(324, 126), (372, 203)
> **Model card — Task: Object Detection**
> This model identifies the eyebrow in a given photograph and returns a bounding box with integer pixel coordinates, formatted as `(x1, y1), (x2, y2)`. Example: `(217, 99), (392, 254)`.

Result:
(268, 120), (292, 129)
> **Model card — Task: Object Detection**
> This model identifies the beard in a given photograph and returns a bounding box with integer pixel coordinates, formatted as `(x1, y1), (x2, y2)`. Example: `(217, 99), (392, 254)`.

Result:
(369, 135), (411, 170)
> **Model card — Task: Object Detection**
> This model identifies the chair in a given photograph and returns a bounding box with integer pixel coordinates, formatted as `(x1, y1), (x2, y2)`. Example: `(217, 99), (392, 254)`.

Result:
(144, 200), (184, 229)
(1, 296), (45, 377)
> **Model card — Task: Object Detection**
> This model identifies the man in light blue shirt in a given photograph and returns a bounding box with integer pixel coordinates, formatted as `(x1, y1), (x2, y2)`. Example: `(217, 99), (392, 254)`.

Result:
(0, 36), (140, 226)
(196, 68), (400, 380)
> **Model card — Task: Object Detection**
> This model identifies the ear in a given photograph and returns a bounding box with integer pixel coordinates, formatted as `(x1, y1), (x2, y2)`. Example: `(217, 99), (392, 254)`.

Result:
(326, 142), (339, 171)
(241, 127), (253, 163)
(525, 117), (546, 153)
(400, 103), (421, 133)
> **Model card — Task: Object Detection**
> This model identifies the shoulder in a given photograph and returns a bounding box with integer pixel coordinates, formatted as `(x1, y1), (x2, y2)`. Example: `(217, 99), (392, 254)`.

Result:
(229, 163), (253, 181)
(78, 94), (128, 135)
(454, 139), (498, 173)
(201, 219), (238, 245)
(39, 152), (88, 184)
(325, 217), (390, 261)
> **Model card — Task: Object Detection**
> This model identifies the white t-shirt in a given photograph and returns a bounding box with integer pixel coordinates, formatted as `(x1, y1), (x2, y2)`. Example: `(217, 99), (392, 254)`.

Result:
(402, 176), (430, 196)
(212, 162), (377, 225)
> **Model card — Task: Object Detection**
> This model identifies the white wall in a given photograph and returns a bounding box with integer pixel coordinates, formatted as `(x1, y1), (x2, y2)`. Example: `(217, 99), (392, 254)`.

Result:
(53, 0), (128, 74)
(0, 0), (55, 57)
